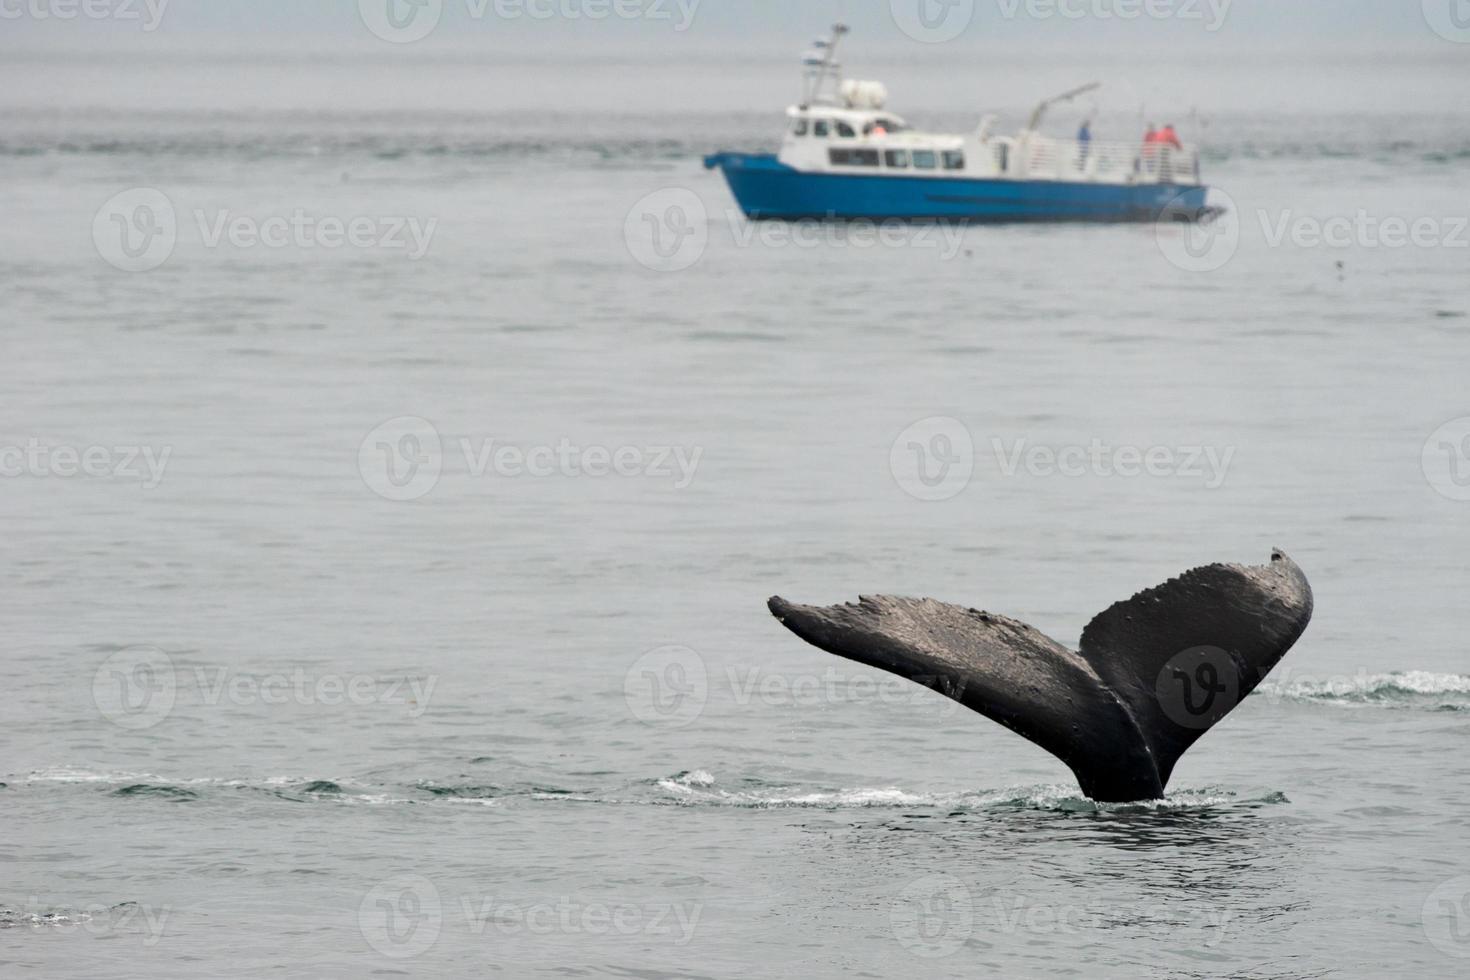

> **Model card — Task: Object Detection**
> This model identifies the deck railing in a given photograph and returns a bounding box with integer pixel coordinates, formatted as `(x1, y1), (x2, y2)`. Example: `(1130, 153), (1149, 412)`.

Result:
(1005, 136), (1201, 185)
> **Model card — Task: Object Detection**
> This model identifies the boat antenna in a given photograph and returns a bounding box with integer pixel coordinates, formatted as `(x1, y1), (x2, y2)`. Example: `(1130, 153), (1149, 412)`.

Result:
(801, 23), (849, 108)
(1025, 81), (1102, 133)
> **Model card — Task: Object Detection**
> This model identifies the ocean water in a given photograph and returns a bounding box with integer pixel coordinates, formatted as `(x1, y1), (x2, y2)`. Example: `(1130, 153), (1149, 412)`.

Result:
(3, 37), (1470, 979)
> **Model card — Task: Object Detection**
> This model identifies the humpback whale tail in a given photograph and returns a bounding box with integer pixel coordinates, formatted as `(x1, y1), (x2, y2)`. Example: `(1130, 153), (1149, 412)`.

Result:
(767, 551), (1313, 803)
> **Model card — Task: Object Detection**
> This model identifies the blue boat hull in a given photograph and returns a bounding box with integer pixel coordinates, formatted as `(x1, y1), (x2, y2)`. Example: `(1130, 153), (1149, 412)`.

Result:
(703, 152), (1207, 223)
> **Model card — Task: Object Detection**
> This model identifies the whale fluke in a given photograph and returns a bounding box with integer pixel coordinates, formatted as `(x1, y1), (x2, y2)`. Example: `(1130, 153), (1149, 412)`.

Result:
(767, 551), (1313, 802)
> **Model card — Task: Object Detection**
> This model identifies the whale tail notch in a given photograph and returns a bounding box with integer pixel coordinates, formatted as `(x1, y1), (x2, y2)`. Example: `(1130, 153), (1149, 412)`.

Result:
(767, 551), (1313, 802)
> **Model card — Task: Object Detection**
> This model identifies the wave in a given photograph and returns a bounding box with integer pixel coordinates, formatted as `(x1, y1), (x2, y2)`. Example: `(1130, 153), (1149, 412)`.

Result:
(1256, 671), (1470, 710)
(0, 901), (157, 937)
(8, 766), (1285, 814)
(14, 769), (415, 805)
(641, 771), (1285, 814)
(3, 132), (1469, 166)
(0, 135), (700, 163)
(110, 784), (200, 801)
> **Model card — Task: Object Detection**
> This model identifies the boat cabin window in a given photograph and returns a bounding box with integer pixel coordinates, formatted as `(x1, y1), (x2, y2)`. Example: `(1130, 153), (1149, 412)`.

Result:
(829, 148), (879, 167)
(912, 150), (937, 170)
(864, 118), (905, 137)
(813, 119), (830, 137)
(835, 121), (856, 138)
(791, 118), (809, 136)
(884, 150), (909, 168)
(943, 150), (966, 170)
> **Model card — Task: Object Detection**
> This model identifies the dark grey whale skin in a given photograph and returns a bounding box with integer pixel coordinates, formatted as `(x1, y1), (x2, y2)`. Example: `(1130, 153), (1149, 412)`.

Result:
(768, 551), (1314, 803)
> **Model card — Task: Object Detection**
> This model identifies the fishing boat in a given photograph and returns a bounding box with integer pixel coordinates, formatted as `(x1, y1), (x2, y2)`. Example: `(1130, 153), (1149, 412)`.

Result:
(704, 25), (1207, 223)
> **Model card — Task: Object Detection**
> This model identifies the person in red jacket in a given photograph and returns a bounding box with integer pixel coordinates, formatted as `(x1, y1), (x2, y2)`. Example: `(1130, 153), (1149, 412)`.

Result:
(1159, 123), (1183, 150)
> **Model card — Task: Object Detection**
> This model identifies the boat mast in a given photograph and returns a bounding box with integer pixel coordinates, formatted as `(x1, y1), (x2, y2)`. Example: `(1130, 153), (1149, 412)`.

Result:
(801, 23), (849, 108)
(1024, 81), (1101, 133)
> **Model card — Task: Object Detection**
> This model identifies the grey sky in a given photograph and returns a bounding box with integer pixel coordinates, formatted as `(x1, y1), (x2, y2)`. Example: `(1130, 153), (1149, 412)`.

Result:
(0, 0), (1460, 46)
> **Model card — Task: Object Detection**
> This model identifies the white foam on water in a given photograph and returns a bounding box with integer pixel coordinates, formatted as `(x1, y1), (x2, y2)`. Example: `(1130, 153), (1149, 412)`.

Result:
(1259, 670), (1470, 705)
(642, 774), (1285, 813)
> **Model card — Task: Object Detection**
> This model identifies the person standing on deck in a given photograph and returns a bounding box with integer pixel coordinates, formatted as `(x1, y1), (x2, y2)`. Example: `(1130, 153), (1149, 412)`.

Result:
(1140, 122), (1160, 173)
(1077, 118), (1093, 170)
(1158, 123), (1183, 181)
